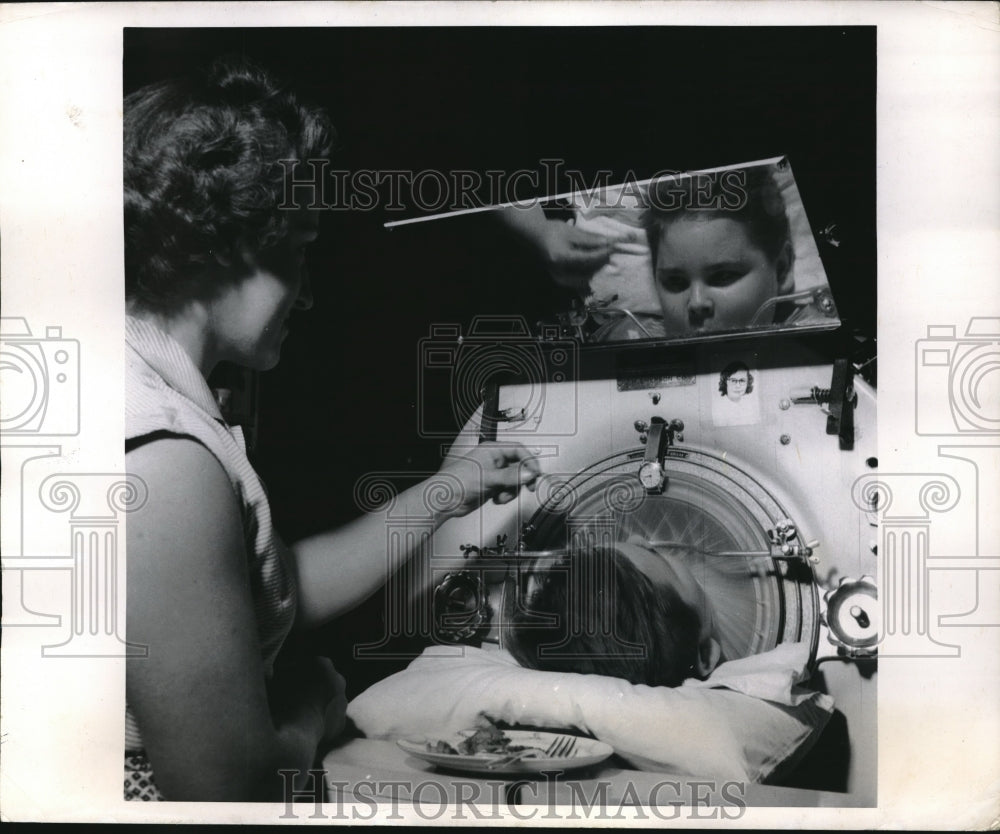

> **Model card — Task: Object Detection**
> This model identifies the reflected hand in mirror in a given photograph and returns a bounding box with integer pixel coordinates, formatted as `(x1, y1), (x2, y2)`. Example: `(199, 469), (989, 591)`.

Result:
(496, 203), (613, 292)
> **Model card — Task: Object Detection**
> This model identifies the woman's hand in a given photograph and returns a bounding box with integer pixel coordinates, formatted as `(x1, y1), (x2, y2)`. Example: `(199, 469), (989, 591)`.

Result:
(533, 219), (613, 291)
(288, 442), (540, 629)
(433, 441), (541, 521)
(494, 204), (611, 291)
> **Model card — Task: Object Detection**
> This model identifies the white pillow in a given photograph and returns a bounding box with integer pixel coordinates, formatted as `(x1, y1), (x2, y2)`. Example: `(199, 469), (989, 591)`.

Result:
(347, 642), (833, 783)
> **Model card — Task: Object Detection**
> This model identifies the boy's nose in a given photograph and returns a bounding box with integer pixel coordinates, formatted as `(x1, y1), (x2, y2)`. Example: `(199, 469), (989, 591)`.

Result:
(687, 285), (714, 321)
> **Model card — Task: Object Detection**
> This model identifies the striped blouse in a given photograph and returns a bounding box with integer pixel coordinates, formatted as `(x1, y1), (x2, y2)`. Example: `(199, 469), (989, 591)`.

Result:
(124, 315), (298, 793)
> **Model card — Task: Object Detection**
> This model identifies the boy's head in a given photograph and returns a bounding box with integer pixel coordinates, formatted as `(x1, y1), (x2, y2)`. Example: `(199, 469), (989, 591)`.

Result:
(502, 544), (721, 687)
(644, 165), (795, 334)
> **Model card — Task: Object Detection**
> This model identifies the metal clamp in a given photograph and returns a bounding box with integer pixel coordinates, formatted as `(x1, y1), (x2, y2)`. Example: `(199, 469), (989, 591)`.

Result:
(788, 358), (858, 450)
(460, 534), (512, 560)
(767, 519), (820, 563)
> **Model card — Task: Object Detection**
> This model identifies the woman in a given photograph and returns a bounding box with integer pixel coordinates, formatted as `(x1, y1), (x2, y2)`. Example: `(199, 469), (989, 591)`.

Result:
(718, 361), (754, 401)
(124, 56), (539, 801)
(711, 360), (761, 426)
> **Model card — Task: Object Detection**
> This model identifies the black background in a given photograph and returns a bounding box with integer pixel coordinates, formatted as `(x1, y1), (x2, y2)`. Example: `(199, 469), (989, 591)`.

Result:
(125, 26), (876, 691)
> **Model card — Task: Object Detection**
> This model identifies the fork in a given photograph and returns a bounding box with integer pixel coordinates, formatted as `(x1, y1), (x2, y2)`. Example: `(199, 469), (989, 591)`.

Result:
(487, 735), (578, 770)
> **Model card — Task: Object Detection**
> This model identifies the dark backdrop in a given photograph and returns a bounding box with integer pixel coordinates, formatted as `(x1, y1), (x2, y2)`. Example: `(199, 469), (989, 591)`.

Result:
(124, 26), (876, 690)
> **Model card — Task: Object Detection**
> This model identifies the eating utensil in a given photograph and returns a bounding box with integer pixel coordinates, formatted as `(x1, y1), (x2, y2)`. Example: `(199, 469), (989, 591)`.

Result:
(486, 734), (578, 770)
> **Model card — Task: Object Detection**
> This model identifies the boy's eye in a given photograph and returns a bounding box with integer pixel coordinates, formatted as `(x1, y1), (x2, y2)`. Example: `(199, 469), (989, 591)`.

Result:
(658, 272), (689, 293)
(707, 270), (745, 288)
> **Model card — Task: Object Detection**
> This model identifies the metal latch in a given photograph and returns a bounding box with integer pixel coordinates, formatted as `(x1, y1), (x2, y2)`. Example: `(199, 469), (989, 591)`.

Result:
(789, 358), (858, 450)
(767, 519), (820, 563)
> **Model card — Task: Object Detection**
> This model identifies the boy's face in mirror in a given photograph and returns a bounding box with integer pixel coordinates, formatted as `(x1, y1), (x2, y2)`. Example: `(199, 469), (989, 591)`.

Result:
(653, 216), (790, 334)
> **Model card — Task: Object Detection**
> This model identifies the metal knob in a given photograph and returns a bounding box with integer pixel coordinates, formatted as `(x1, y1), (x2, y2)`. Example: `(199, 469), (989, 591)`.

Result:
(821, 575), (878, 656)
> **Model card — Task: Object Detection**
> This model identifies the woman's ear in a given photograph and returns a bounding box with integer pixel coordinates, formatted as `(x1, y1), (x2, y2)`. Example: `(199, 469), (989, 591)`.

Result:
(775, 240), (795, 295)
(212, 242), (258, 283)
(211, 246), (233, 269)
(694, 636), (722, 678)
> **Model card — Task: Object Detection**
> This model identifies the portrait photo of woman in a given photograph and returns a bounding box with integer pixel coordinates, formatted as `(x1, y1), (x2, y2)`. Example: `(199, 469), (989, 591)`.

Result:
(712, 360), (761, 426)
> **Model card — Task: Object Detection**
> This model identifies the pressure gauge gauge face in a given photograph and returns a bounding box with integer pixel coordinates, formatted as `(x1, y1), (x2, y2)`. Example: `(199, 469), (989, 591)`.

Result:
(638, 460), (666, 492)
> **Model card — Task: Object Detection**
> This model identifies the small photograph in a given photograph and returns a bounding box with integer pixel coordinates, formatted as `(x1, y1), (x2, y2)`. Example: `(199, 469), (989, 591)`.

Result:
(711, 360), (761, 427)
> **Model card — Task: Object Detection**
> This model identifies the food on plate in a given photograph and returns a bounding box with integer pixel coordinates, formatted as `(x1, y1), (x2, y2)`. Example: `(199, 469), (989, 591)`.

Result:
(424, 717), (545, 757)
(457, 722), (523, 756)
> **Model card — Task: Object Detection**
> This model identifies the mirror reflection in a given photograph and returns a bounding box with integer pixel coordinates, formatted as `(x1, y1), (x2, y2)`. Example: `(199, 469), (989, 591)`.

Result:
(497, 156), (839, 344)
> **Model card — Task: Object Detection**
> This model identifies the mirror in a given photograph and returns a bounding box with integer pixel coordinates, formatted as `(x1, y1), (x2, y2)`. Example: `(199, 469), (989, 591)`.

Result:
(535, 156), (839, 344)
(387, 156), (841, 348)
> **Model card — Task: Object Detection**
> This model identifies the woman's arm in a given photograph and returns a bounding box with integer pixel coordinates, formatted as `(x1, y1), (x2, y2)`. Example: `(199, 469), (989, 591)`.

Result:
(126, 438), (339, 801)
(494, 203), (612, 290)
(289, 441), (540, 629)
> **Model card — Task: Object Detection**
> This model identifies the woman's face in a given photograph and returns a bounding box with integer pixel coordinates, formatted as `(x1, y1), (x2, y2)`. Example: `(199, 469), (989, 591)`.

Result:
(653, 216), (790, 334)
(724, 368), (749, 401)
(212, 209), (319, 370)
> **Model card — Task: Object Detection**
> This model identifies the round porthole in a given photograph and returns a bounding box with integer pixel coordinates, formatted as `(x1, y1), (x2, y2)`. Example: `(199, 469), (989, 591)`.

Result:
(519, 446), (819, 662)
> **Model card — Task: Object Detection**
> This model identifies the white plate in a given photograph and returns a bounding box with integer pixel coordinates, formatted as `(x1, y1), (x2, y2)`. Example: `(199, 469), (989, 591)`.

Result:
(396, 730), (614, 775)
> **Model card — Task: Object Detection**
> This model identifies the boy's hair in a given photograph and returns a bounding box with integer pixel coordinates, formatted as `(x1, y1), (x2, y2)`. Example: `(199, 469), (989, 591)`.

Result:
(719, 361), (754, 396)
(644, 164), (793, 269)
(503, 546), (703, 688)
(124, 56), (334, 312)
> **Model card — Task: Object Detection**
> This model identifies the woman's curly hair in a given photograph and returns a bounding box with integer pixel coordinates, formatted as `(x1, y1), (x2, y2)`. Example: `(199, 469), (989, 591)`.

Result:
(718, 361), (754, 396)
(124, 56), (335, 311)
